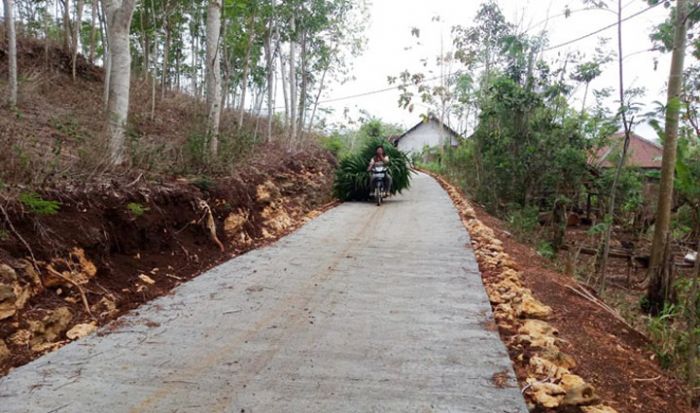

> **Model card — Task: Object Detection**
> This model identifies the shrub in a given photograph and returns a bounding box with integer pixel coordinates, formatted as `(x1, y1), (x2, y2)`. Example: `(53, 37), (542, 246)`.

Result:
(333, 137), (413, 201)
(19, 192), (61, 215)
(126, 202), (149, 217)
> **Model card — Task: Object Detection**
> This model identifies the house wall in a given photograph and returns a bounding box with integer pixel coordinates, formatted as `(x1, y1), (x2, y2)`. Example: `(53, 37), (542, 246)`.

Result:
(397, 121), (457, 155)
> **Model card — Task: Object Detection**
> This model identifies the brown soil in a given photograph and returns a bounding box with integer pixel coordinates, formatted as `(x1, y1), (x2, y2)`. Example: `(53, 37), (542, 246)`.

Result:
(0, 147), (336, 375)
(0, 37), (339, 374)
(431, 174), (694, 412)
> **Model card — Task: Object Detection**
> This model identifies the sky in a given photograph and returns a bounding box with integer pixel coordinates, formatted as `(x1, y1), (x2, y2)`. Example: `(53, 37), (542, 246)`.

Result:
(319, 0), (674, 139)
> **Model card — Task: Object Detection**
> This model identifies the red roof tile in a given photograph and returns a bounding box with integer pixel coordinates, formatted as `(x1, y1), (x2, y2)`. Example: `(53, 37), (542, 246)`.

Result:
(592, 132), (663, 169)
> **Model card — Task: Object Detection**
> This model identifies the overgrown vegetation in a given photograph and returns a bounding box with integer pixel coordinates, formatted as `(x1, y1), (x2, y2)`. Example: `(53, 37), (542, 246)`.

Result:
(333, 133), (412, 201)
(395, 0), (700, 397)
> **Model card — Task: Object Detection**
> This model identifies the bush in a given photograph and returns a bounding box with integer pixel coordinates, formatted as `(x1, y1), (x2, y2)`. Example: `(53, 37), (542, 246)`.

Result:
(19, 192), (61, 215)
(333, 137), (413, 201)
(126, 202), (149, 217)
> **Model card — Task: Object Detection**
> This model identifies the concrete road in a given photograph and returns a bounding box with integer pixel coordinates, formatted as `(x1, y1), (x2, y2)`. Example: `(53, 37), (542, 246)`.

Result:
(0, 173), (527, 413)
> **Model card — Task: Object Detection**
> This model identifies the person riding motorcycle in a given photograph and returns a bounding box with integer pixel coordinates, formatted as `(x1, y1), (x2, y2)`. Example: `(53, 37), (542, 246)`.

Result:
(367, 146), (392, 195)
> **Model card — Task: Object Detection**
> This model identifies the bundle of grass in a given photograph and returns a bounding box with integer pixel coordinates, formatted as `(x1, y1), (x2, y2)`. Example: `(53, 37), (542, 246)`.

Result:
(334, 137), (413, 201)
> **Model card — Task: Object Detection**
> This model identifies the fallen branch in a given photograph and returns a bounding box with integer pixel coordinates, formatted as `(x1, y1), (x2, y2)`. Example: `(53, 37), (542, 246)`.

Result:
(46, 266), (95, 320)
(0, 200), (41, 274)
(197, 199), (224, 252)
(632, 375), (661, 382)
(565, 284), (643, 336)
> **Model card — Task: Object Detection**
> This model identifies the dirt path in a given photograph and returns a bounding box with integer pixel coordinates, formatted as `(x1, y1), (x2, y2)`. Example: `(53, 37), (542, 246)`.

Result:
(0, 173), (526, 413)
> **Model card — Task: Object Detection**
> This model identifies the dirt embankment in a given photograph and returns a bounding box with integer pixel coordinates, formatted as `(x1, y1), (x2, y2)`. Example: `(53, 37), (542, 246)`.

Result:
(428, 172), (693, 413)
(0, 148), (336, 375)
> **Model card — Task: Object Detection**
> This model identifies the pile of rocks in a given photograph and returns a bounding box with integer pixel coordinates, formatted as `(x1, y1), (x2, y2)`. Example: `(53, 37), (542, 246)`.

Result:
(432, 174), (618, 413)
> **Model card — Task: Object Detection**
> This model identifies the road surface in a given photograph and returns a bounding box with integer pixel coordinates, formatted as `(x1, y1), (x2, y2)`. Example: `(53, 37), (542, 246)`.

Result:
(0, 173), (527, 413)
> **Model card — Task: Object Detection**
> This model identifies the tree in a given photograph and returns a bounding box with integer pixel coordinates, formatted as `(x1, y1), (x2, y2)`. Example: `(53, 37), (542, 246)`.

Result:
(103, 0), (137, 165)
(3, 0), (17, 107)
(206, 0), (222, 156)
(647, 0), (689, 312)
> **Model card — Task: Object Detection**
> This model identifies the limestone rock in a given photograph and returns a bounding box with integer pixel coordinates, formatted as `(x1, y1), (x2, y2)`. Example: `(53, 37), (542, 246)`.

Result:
(44, 248), (97, 288)
(0, 263), (31, 321)
(529, 356), (569, 379)
(8, 329), (31, 346)
(30, 307), (73, 347)
(517, 292), (553, 319)
(66, 323), (97, 340)
(224, 209), (249, 238)
(0, 339), (10, 362)
(528, 381), (566, 408)
(539, 347), (577, 370)
(561, 374), (599, 406)
(582, 405), (619, 413)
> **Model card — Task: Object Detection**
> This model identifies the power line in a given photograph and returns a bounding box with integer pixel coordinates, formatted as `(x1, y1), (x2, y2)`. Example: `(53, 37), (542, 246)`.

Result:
(279, 2), (664, 109)
(542, 2), (662, 52)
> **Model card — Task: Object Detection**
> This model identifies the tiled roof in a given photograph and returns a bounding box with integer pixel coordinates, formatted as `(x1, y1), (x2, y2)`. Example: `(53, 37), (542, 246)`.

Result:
(592, 132), (663, 169)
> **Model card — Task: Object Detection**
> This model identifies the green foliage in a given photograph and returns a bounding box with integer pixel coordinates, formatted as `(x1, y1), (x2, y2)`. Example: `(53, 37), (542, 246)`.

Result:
(537, 241), (556, 260)
(192, 176), (215, 192)
(647, 304), (686, 370)
(126, 202), (149, 217)
(506, 205), (540, 238)
(333, 136), (412, 201)
(19, 192), (61, 215)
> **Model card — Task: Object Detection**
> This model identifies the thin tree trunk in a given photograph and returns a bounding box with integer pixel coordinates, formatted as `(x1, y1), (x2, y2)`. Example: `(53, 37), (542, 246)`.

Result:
(265, 0), (275, 141)
(71, 0), (84, 80)
(4, 0), (17, 106)
(62, 0), (72, 51)
(161, 19), (171, 99)
(237, 13), (257, 130)
(580, 81), (590, 117)
(296, 29), (307, 140)
(89, 0), (97, 62)
(307, 65), (329, 133)
(205, 0), (222, 156)
(104, 0), (136, 165)
(288, 15), (297, 142)
(44, 7), (50, 69)
(99, 0), (110, 108)
(597, 0), (634, 293)
(647, 0), (689, 313)
(278, 49), (289, 129)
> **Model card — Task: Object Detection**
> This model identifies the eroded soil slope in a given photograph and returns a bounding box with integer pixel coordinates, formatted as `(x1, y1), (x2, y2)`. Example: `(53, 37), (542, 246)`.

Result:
(0, 148), (336, 375)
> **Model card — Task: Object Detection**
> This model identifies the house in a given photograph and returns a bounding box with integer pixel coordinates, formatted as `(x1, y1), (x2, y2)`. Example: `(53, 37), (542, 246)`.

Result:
(393, 115), (461, 155)
(591, 132), (663, 170)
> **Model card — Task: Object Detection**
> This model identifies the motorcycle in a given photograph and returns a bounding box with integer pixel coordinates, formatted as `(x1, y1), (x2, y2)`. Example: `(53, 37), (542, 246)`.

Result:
(370, 165), (388, 206)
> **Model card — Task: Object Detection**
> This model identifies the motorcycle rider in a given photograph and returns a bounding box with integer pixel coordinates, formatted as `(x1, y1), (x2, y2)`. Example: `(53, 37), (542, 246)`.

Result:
(367, 146), (392, 194)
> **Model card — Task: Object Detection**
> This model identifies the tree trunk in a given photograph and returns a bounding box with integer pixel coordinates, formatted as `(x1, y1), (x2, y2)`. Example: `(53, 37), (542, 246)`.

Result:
(296, 29), (307, 140)
(4, 0), (17, 106)
(44, 6), (50, 69)
(596, 0), (634, 293)
(265, 1), (275, 142)
(100, 1), (110, 108)
(161, 19), (171, 99)
(278, 49), (289, 129)
(103, 0), (136, 165)
(647, 0), (688, 313)
(62, 0), (72, 52)
(687, 234), (700, 403)
(288, 15), (297, 142)
(89, 0), (97, 62)
(237, 13), (257, 130)
(307, 65), (329, 133)
(205, 0), (222, 156)
(72, 0), (84, 80)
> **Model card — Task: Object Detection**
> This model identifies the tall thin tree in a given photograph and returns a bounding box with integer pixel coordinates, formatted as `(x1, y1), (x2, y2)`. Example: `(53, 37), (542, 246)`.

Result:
(647, 0), (689, 312)
(205, 0), (222, 156)
(103, 0), (137, 164)
(3, 0), (17, 106)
